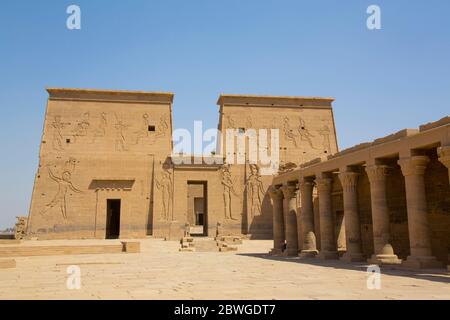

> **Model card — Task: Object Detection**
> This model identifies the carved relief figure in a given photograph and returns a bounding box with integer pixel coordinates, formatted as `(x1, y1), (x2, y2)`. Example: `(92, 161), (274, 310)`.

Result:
(64, 157), (77, 174)
(269, 117), (278, 129)
(135, 113), (150, 144)
(156, 114), (169, 137)
(51, 116), (69, 151)
(283, 116), (299, 147)
(297, 116), (316, 149)
(40, 159), (82, 220)
(156, 168), (173, 221)
(245, 116), (253, 129)
(225, 115), (236, 128)
(247, 164), (265, 218)
(221, 165), (238, 220)
(318, 122), (332, 152)
(114, 114), (129, 151)
(92, 112), (107, 143)
(72, 112), (90, 142)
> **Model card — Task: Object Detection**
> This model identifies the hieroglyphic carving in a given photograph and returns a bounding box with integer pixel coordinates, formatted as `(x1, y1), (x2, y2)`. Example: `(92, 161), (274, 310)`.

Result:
(135, 113), (150, 144)
(156, 168), (173, 221)
(268, 117), (279, 129)
(247, 164), (265, 218)
(40, 158), (82, 220)
(221, 165), (238, 220)
(318, 122), (332, 152)
(64, 157), (77, 174)
(283, 116), (298, 147)
(51, 116), (70, 151)
(225, 115), (236, 128)
(283, 116), (318, 150)
(114, 114), (129, 151)
(156, 114), (169, 137)
(297, 116), (316, 149)
(92, 112), (107, 143)
(72, 112), (90, 143)
(245, 116), (253, 129)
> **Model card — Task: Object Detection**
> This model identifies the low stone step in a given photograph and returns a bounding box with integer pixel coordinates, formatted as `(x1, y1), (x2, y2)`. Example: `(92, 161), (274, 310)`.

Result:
(219, 246), (238, 252)
(0, 259), (16, 269)
(0, 243), (131, 257)
(0, 240), (21, 245)
(179, 237), (240, 253)
(218, 236), (243, 245)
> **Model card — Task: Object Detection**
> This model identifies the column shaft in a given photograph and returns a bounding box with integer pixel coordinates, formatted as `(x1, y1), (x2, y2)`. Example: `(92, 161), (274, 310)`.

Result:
(269, 186), (284, 255)
(281, 185), (299, 256)
(299, 178), (318, 258)
(316, 175), (338, 259)
(438, 146), (450, 182)
(338, 170), (364, 262)
(398, 156), (442, 269)
(366, 164), (401, 265)
(438, 146), (450, 271)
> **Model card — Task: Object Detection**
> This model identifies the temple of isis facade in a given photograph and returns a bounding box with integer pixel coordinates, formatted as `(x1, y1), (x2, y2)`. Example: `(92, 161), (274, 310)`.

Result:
(271, 116), (450, 269)
(25, 88), (450, 270)
(27, 88), (338, 241)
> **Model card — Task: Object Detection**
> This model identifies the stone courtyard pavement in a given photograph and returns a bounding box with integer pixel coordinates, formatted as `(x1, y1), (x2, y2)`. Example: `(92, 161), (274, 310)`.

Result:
(0, 239), (449, 300)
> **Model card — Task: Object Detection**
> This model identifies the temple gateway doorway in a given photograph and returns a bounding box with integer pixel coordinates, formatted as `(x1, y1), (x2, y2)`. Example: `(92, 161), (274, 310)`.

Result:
(187, 182), (207, 236)
(106, 199), (121, 239)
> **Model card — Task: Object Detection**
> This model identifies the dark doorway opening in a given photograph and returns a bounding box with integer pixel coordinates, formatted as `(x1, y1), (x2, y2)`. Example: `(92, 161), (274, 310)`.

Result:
(106, 199), (121, 239)
(187, 181), (208, 236)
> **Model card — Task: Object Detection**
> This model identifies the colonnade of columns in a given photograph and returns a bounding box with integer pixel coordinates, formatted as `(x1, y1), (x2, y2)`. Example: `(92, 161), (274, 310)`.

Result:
(269, 148), (450, 269)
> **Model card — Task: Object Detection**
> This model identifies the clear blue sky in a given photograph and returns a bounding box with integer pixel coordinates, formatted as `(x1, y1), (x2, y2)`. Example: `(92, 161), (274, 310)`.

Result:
(1, 0), (449, 229)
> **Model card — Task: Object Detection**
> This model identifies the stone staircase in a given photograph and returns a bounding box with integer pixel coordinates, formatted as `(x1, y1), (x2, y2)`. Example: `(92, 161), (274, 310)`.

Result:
(179, 236), (242, 252)
(195, 238), (221, 252)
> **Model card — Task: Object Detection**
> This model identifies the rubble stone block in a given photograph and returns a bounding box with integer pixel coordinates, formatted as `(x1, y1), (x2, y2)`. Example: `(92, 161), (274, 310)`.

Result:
(121, 242), (140, 253)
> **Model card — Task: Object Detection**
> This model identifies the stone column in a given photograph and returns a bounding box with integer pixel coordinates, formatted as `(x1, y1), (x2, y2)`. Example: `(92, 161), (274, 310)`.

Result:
(268, 186), (284, 255)
(298, 178), (318, 258)
(398, 156), (442, 269)
(316, 174), (338, 259)
(438, 146), (450, 271)
(438, 146), (450, 182)
(365, 164), (401, 265)
(281, 185), (299, 256)
(338, 169), (365, 262)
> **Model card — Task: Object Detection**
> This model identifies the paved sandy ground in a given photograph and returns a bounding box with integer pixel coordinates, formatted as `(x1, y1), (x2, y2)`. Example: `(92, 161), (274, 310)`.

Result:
(0, 239), (449, 300)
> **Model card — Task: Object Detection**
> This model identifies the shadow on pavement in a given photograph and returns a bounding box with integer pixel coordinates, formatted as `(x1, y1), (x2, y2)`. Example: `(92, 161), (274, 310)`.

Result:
(237, 253), (450, 284)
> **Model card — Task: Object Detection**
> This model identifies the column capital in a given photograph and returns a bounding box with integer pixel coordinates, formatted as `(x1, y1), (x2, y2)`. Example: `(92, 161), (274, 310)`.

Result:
(281, 184), (297, 199)
(365, 164), (390, 183)
(438, 146), (450, 168)
(298, 177), (314, 190)
(338, 171), (359, 192)
(398, 155), (430, 176)
(316, 177), (332, 193)
(268, 186), (283, 200)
